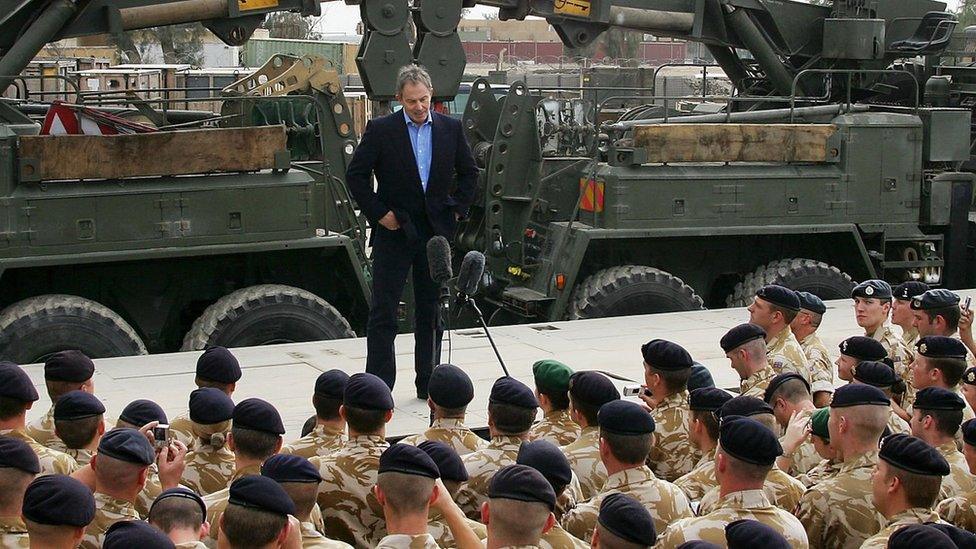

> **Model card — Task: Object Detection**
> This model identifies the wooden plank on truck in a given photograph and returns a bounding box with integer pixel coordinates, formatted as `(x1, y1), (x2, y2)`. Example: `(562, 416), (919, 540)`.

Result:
(631, 123), (837, 163)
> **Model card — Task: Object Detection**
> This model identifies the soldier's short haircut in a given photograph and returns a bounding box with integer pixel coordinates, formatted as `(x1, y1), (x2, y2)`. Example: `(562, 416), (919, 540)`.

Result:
(751, 413), (780, 435)
(599, 430), (653, 464)
(343, 405), (388, 434)
(487, 498), (550, 546)
(433, 404), (468, 419)
(278, 481), (319, 521)
(45, 379), (86, 401)
(395, 64), (433, 94)
(884, 463), (944, 509)
(24, 520), (73, 540)
(149, 493), (205, 533)
(229, 426), (281, 460)
(915, 407), (964, 438)
(0, 396), (29, 421)
(717, 446), (771, 483)
(742, 339), (767, 363)
(191, 420), (230, 449)
(807, 311), (823, 329)
(768, 303), (798, 324)
(0, 468), (34, 508)
(922, 306), (961, 332)
(488, 402), (536, 435)
(645, 364), (691, 394)
(194, 376), (233, 393)
(221, 503), (287, 547)
(921, 357), (967, 387)
(312, 394), (342, 422)
(596, 523), (651, 549)
(568, 395), (601, 427)
(767, 377), (812, 405)
(691, 410), (721, 441)
(377, 471), (436, 515)
(54, 415), (103, 449)
(838, 404), (888, 443)
(93, 453), (149, 492)
(536, 385), (570, 411)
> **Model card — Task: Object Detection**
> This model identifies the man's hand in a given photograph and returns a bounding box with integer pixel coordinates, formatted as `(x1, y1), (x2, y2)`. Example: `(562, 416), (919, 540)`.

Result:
(637, 387), (660, 409)
(781, 409), (811, 455)
(157, 439), (188, 490)
(379, 211), (400, 230)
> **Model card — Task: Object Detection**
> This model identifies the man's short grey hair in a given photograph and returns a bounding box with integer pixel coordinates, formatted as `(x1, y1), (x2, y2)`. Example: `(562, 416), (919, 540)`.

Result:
(396, 65), (433, 94)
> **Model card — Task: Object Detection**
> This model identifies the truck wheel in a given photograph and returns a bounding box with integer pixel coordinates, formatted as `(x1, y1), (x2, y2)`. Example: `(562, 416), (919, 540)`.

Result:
(181, 284), (355, 351)
(0, 295), (147, 363)
(569, 266), (705, 320)
(726, 258), (856, 307)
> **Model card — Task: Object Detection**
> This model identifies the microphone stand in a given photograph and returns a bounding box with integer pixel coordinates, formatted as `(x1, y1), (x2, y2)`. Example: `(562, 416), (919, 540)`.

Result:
(458, 294), (510, 377)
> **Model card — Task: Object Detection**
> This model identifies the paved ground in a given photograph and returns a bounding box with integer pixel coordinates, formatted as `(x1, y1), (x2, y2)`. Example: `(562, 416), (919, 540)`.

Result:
(21, 289), (976, 441)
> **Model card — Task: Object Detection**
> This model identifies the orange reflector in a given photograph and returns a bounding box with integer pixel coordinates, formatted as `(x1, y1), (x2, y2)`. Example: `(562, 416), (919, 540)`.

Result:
(579, 178), (605, 213)
(555, 273), (566, 290)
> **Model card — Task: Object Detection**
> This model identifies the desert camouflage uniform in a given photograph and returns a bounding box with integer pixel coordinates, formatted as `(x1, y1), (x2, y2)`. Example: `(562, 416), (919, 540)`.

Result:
(456, 435), (523, 520)
(794, 450), (884, 549)
(0, 516), (29, 548)
(898, 329), (919, 410)
(561, 427), (605, 501)
(870, 324), (910, 375)
(181, 441), (236, 496)
(648, 390), (700, 482)
(80, 492), (141, 549)
(529, 409), (580, 447)
(301, 521), (354, 549)
(428, 510), (488, 547)
(767, 326), (811, 382)
(282, 424), (346, 459)
(859, 508), (943, 549)
(697, 467), (806, 515)
(937, 441), (976, 499)
(135, 468), (164, 518)
(797, 459), (840, 488)
(168, 412), (194, 446)
(887, 410), (911, 435)
(316, 434), (390, 548)
(740, 365), (777, 399)
(539, 523), (588, 549)
(399, 418), (486, 456)
(375, 534), (440, 549)
(674, 451), (716, 502)
(785, 439), (822, 477)
(0, 428), (77, 476)
(203, 464), (262, 544)
(65, 447), (95, 466)
(654, 489), (810, 549)
(800, 333), (834, 396)
(25, 407), (59, 449)
(561, 466), (693, 541)
(937, 490), (976, 532)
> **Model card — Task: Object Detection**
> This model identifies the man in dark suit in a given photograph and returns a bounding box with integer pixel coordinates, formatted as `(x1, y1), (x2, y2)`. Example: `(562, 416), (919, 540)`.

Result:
(346, 65), (478, 397)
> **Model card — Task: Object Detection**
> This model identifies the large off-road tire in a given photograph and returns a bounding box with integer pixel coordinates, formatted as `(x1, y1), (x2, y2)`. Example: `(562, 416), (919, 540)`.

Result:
(726, 258), (856, 307)
(568, 265), (705, 320)
(181, 284), (355, 351)
(0, 295), (147, 363)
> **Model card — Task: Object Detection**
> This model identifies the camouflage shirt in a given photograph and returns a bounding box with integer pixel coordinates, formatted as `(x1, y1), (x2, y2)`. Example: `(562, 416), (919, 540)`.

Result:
(794, 450), (885, 549)
(784, 438), (823, 478)
(674, 451), (717, 502)
(316, 434), (390, 548)
(0, 428), (78, 476)
(870, 324), (910, 375)
(182, 441), (236, 496)
(301, 521), (355, 549)
(936, 490), (976, 532)
(648, 390), (700, 482)
(25, 407), (59, 449)
(456, 435), (523, 520)
(80, 492), (141, 549)
(528, 409), (581, 447)
(740, 365), (777, 399)
(937, 441), (976, 499)
(136, 468), (163, 518)
(767, 326), (811, 382)
(66, 447), (95, 467)
(538, 523), (588, 549)
(169, 411), (194, 446)
(561, 427), (606, 501)
(399, 418), (487, 456)
(561, 465), (693, 541)
(800, 333), (834, 395)
(374, 534), (440, 549)
(0, 516), (29, 549)
(697, 467), (806, 515)
(797, 459), (840, 488)
(887, 410), (911, 435)
(859, 508), (943, 549)
(282, 423), (347, 459)
(654, 489), (810, 549)
(203, 464), (263, 544)
(427, 509), (488, 547)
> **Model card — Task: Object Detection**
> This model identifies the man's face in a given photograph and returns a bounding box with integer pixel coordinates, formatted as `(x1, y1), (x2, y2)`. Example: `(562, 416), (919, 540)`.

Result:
(891, 299), (914, 327)
(790, 311), (810, 334)
(726, 350), (746, 379)
(836, 355), (857, 382)
(962, 384), (976, 415)
(853, 297), (890, 330)
(964, 442), (976, 474)
(870, 461), (889, 512)
(909, 409), (925, 437)
(748, 297), (775, 331)
(911, 356), (933, 390)
(913, 310), (937, 336)
(397, 80), (432, 125)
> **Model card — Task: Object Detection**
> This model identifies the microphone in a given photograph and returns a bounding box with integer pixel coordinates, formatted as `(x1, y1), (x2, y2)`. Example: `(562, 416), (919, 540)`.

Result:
(456, 250), (485, 298)
(426, 236), (453, 284)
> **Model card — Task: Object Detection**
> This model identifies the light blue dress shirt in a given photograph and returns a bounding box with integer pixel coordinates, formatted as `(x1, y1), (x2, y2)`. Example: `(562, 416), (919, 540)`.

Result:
(403, 109), (432, 192)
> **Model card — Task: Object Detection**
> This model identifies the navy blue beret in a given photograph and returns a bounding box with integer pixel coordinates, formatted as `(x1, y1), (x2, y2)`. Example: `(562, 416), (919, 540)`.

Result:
(926, 522), (976, 549)
(488, 464), (556, 511)
(888, 524), (958, 549)
(725, 519), (790, 549)
(763, 373), (810, 403)
(104, 520), (175, 549)
(851, 361), (900, 388)
(599, 492), (656, 546)
(598, 399), (655, 435)
(119, 399), (168, 427)
(0, 362), (38, 402)
(418, 440), (468, 482)
(314, 369), (350, 399)
(916, 336), (968, 360)
(196, 346), (242, 384)
(893, 281), (930, 301)
(228, 475), (296, 516)
(688, 363), (716, 391)
(150, 487), (206, 521)
(720, 324), (766, 353)
(963, 419), (976, 447)
(98, 428), (155, 465)
(851, 279), (892, 300)
(914, 386), (965, 411)
(428, 364), (474, 409)
(0, 437), (40, 474)
(690, 388), (733, 412)
(233, 398), (284, 435)
(189, 388), (234, 425)
(830, 384), (890, 408)
(568, 371), (619, 407)
(911, 289), (961, 310)
(838, 336), (887, 361)
(23, 474), (95, 526)
(964, 368), (976, 386)
(755, 285), (800, 311)
(53, 390), (106, 420)
(261, 454), (323, 483)
(517, 440), (573, 492)
(641, 339), (693, 371)
(676, 543), (721, 549)
(344, 373), (395, 411)
(379, 443), (440, 479)
(796, 291), (826, 315)
(717, 396), (774, 420)
(44, 350), (95, 382)
(490, 376), (539, 409)
(719, 416), (782, 466)
(880, 433), (949, 476)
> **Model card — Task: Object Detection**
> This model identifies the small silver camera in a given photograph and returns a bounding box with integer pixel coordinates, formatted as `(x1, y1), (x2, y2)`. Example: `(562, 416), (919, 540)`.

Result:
(622, 385), (643, 397)
(152, 424), (170, 451)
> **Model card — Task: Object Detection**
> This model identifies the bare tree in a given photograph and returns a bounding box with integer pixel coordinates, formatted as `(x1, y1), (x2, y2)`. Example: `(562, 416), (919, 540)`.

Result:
(262, 13), (322, 39)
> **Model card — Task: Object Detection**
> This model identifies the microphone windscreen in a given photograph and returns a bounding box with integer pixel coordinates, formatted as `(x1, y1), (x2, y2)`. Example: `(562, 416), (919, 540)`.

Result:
(457, 251), (486, 297)
(427, 236), (453, 284)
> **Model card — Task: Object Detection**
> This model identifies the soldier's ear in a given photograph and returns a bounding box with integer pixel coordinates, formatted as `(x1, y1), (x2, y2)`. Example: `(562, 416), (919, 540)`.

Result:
(480, 501), (490, 525)
(428, 482), (440, 507)
(200, 521), (211, 539)
(374, 484), (386, 506)
(541, 512), (556, 535)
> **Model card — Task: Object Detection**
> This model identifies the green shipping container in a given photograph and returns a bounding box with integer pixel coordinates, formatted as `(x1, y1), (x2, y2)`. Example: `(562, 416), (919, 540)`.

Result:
(243, 38), (346, 73)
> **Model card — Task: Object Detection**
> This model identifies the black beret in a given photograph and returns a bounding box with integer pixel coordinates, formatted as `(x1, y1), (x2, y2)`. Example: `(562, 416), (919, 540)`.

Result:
(720, 324), (766, 353)
(913, 386), (965, 411)
(598, 492), (656, 546)
(963, 418), (976, 447)
(888, 524), (958, 549)
(150, 487), (207, 521)
(568, 371), (619, 407)
(893, 281), (930, 301)
(911, 289), (961, 310)
(838, 336), (887, 361)
(233, 398), (285, 435)
(228, 475), (296, 516)
(261, 454), (323, 483)
(428, 364), (474, 409)
(688, 363), (716, 391)
(314, 369), (350, 399)
(725, 519), (790, 549)
(676, 543), (722, 549)
(755, 284), (800, 311)
(490, 376), (539, 409)
(851, 361), (900, 388)
(796, 291), (826, 315)
(119, 399), (168, 427)
(0, 362), (38, 402)
(851, 279), (892, 300)
(103, 520), (175, 549)
(879, 433), (950, 476)
(378, 443), (440, 479)
(98, 428), (155, 466)
(763, 373), (810, 403)
(23, 474), (95, 526)
(689, 387), (734, 412)
(830, 384), (890, 408)
(188, 388), (234, 425)
(488, 464), (556, 511)
(0, 437), (40, 474)
(44, 350), (95, 382)
(916, 336), (968, 360)
(53, 390), (106, 420)
(964, 367), (976, 386)
(926, 522), (976, 549)
(719, 416), (782, 466)
(598, 399), (655, 435)
(517, 440), (573, 492)
(418, 441), (468, 482)
(344, 373), (394, 411)
(195, 346), (242, 384)
(641, 339), (693, 371)
(717, 396), (774, 420)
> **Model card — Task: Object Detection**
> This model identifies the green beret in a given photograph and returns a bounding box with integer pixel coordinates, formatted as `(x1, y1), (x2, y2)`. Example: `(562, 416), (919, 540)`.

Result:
(532, 360), (573, 394)
(810, 407), (830, 440)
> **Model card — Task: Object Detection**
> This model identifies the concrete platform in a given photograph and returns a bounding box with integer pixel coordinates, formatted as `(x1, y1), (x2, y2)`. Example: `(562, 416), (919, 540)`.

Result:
(21, 289), (976, 441)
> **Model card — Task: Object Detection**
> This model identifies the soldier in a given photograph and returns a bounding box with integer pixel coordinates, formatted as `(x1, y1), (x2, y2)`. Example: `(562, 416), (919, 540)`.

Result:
(51, 390), (106, 465)
(0, 437), (39, 547)
(483, 464), (557, 548)
(725, 519), (792, 548)
(282, 370), (349, 459)
(794, 384), (889, 549)
(456, 376), (538, 519)
(418, 441), (488, 547)
(315, 372), (393, 547)
(892, 281), (930, 405)
(217, 475), (295, 549)
(852, 280), (911, 374)
(721, 323), (774, 398)
(912, 289), (963, 340)
(148, 487), (210, 549)
(589, 493), (656, 549)
(674, 387), (733, 502)
(796, 407), (840, 488)
(516, 440), (587, 548)
(22, 474), (96, 549)
(169, 347), (242, 446)
(561, 372), (620, 500)
(936, 418), (976, 531)
(962, 368), (976, 413)
(104, 520), (176, 549)
(638, 339), (700, 481)
(26, 350), (97, 450)
(791, 291), (834, 407)
(528, 360), (580, 447)
(261, 454), (352, 549)
(399, 364), (486, 455)
(910, 336), (975, 425)
(112, 398), (179, 518)
(887, 523), (970, 549)
(835, 336), (888, 383)
(860, 433), (949, 549)
(654, 416), (809, 548)
(763, 373), (821, 476)
(909, 387), (975, 498)
(850, 360), (911, 434)
(748, 285), (810, 381)
(181, 388), (236, 496)
(116, 398), (169, 430)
